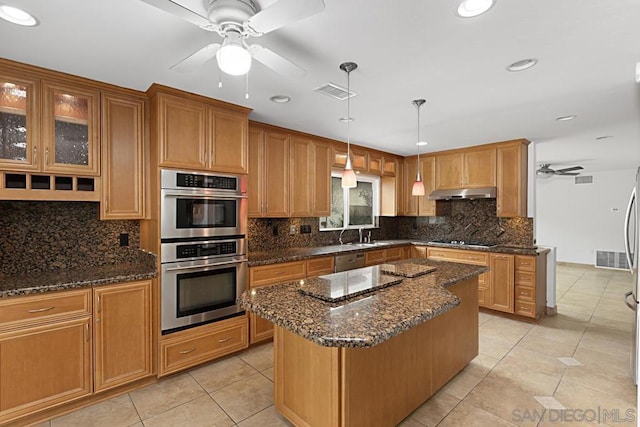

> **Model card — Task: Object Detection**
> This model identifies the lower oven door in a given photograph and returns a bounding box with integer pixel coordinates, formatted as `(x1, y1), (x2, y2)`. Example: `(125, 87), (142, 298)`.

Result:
(161, 256), (247, 334)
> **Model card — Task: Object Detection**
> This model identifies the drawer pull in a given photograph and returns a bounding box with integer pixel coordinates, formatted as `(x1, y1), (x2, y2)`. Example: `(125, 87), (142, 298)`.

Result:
(179, 347), (197, 355)
(520, 291), (527, 295)
(27, 306), (55, 313)
(218, 337), (232, 343)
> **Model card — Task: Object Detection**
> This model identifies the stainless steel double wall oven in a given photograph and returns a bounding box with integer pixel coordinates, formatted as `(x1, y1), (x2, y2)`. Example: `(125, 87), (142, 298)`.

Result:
(160, 169), (248, 334)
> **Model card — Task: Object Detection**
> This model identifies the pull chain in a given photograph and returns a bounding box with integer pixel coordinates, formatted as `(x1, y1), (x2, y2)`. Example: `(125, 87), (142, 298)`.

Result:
(245, 72), (249, 99)
(217, 67), (222, 89)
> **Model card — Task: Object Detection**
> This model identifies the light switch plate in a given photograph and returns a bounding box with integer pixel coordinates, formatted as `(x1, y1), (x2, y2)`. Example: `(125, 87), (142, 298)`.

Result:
(290, 226), (296, 235)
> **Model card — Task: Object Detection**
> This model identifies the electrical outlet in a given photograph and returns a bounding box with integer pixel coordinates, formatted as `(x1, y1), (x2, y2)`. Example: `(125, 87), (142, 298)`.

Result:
(289, 226), (296, 235)
(119, 232), (129, 247)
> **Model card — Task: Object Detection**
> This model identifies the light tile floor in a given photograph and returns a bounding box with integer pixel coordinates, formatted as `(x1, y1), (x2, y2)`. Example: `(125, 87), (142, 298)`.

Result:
(37, 264), (637, 426)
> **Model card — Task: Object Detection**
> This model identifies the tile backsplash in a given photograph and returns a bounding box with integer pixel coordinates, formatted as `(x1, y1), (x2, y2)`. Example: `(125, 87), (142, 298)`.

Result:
(248, 199), (533, 252)
(0, 201), (141, 275)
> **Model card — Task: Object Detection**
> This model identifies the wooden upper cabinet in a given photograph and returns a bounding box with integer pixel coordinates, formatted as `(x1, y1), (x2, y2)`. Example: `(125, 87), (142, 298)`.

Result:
(93, 280), (152, 393)
(249, 125), (290, 217)
(497, 140), (528, 217)
(382, 157), (396, 176)
(404, 156), (440, 216)
(368, 153), (383, 175)
(289, 136), (314, 217)
(0, 73), (39, 172)
(435, 148), (496, 189)
(247, 127), (265, 217)
(313, 142), (331, 216)
(156, 92), (248, 173)
(41, 81), (100, 175)
(208, 107), (248, 174)
(100, 92), (145, 219)
(333, 147), (367, 172)
(157, 93), (207, 170)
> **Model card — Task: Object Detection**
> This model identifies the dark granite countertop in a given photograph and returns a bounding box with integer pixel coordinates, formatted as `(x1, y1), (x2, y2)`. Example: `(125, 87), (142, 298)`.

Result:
(0, 251), (158, 298)
(239, 259), (488, 348)
(248, 240), (548, 267)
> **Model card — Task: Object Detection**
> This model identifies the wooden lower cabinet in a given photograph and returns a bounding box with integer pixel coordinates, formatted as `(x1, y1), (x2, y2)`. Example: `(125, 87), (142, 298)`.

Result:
(488, 254), (515, 313)
(159, 315), (248, 377)
(365, 249), (386, 266)
(93, 280), (152, 392)
(0, 317), (92, 424)
(306, 256), (334, 277)
(514, 255), (547, 319)
(411, 245), (427, 258)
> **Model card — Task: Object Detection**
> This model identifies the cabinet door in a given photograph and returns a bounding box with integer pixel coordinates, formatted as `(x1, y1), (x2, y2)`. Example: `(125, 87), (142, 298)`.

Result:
(489, 254), (515, 313)
(41, 81), (100, 175)
(435, 153), (463, 189)
(289, 136), (313, 217)
(94, 280), (152, 393)
(313, 142), (331, 216)
(0, 74), (39, 172)
(101, 93), (145, 219)
(350, 149), (368, 172)
(248, 127), (265, 217)
(264, 131), (290, 217)
(464, 148), (496, 187)
(209, 108), (248, 174)
(403, 158), (418, 216)
(0, 318), (91, 422)
(418, 156), (437, 216)
(411, 246), (427, 258)
(497, 142), (527, 217)
(250, 314), (275, 344)
(382, 157), (396, 177)
(157, 94), (207, 169)
(368, 153), (383, 175)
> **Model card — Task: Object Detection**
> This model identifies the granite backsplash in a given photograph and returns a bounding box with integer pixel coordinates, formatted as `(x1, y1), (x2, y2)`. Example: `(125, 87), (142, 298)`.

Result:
(0, 201), (142, 275)
(248, 199), (533, 252)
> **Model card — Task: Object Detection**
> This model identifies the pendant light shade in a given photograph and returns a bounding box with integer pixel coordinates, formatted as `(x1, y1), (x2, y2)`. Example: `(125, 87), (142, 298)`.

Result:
(340, 62), (358, 188)
(411, 99), (427, 196)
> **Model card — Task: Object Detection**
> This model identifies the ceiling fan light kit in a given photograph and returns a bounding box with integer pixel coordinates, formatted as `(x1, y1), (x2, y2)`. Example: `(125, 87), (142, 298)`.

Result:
(216, 31), (252, 75)
(536, 163), (584, 178)
(340, 62), (358, 189)
(411, 99), (427, 196)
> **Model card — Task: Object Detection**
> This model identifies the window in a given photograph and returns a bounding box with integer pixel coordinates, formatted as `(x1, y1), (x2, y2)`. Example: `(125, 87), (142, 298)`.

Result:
(319, 173), (380, 230)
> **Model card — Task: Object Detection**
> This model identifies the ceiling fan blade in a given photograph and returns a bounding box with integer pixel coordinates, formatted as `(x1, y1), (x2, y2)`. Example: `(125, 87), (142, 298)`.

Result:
(170, 43), (221, 72)
(555, 166), (584, 173)
(245, 0), (325, 35)
(138, 0), (217, 30)
(556, 172), (580, 176)
(248, 44), (306, 78)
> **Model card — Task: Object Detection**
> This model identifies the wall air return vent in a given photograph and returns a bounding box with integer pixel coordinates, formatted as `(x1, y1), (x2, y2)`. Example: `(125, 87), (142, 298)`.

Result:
(575, 176), (593, 184)
(313, 82), (356, 100)
(595, 250), (630, 270)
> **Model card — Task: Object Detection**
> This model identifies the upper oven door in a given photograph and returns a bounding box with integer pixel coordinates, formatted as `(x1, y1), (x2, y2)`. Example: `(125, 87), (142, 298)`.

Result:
(161, 189), (247, 240)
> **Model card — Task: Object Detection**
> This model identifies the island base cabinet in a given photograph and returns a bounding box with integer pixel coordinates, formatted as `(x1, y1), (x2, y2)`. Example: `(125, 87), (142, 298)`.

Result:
(274, 277), (479, 427)
(0, 317), (92, 424)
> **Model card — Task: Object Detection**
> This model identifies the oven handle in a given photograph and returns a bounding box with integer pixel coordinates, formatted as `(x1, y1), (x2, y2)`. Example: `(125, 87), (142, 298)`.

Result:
(165, 259), (246, 272)
(163, 192), (248, 199)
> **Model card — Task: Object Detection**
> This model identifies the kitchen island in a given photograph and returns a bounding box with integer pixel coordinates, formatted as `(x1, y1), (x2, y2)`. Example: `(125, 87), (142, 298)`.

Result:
(239, 258), (487, 427)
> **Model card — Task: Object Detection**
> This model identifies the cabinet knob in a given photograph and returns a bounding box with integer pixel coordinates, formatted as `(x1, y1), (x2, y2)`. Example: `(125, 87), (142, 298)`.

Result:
(45, 147), (49, 165)
(33, 146), (38, 164)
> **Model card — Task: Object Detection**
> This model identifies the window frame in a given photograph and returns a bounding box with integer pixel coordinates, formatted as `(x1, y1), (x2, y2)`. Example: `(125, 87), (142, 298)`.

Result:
(319, 171), (380, 231)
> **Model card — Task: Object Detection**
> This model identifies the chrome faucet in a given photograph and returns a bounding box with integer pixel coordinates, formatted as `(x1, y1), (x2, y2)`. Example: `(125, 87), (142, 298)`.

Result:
(358, 227), (364, 243)
(339, 228), (347, 245)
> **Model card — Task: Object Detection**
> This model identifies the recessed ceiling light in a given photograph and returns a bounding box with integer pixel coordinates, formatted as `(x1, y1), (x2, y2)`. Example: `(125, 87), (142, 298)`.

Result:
(416, 141), (428, 146)
(595, 135), (613, 140)
(506, 58), (538, 72)
(0, 4), (39, 26)
(269, 95), (290, 103)
(456, 0), (496, 18)
(556, 115), (576, 121)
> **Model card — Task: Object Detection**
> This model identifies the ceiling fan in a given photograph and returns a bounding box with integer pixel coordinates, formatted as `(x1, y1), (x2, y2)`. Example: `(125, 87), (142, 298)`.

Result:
(139, 0), (325, 77)
(536, 163), (584, 177)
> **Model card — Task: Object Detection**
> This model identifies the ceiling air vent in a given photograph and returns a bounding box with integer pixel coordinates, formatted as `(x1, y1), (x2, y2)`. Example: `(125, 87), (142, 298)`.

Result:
(313, 82), (356, 100)
(575, 176), (593, 184)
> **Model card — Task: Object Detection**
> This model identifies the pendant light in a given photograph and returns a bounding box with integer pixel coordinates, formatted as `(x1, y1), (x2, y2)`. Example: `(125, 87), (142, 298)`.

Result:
(340, 62), (358, 188)
(411, 99), (427, 196)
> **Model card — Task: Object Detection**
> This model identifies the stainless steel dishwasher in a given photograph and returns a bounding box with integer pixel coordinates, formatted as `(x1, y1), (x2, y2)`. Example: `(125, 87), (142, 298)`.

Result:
(334, 252), (366, 272)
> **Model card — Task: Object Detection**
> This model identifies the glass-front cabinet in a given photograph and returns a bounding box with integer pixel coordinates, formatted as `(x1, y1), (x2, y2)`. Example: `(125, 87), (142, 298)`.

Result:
(42, 82), (100, 175)
(0, 75), (38, 171)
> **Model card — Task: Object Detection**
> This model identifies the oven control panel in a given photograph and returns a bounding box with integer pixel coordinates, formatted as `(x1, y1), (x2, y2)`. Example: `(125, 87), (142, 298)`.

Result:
(176, 241), (237, 259)
(177, 173), (237, 190)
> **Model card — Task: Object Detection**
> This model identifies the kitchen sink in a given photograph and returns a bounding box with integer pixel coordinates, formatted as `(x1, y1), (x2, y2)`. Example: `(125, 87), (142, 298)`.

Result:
(345, 242), (391, 248)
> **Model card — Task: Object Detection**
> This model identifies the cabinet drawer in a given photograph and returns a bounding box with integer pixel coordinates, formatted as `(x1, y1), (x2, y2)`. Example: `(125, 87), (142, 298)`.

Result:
(515, 285), (534, 302)
(306, 257), (335, 277)
(0, 289), (91, 330)
(427, 248), (488, 265)
(159, 316), (248, 377)
(514, 300), (536, 318)
(515, 271), (535, 287)
(249, 261), (306, 288)
(365, 249), (386, 266)
(384, 247), (403, 262)
(515, 255), (535, 272)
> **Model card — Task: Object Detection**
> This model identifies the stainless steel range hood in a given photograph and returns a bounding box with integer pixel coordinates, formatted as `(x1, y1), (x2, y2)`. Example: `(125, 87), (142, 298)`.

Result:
(428, 187), (497, 200)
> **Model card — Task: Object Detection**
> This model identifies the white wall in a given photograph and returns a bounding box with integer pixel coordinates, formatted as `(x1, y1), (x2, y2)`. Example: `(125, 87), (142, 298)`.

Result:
(535, 168), (636, 264)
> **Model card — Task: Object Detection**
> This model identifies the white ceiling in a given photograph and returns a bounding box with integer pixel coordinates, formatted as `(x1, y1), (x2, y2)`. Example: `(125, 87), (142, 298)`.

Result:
(2, 0), (639, 174)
